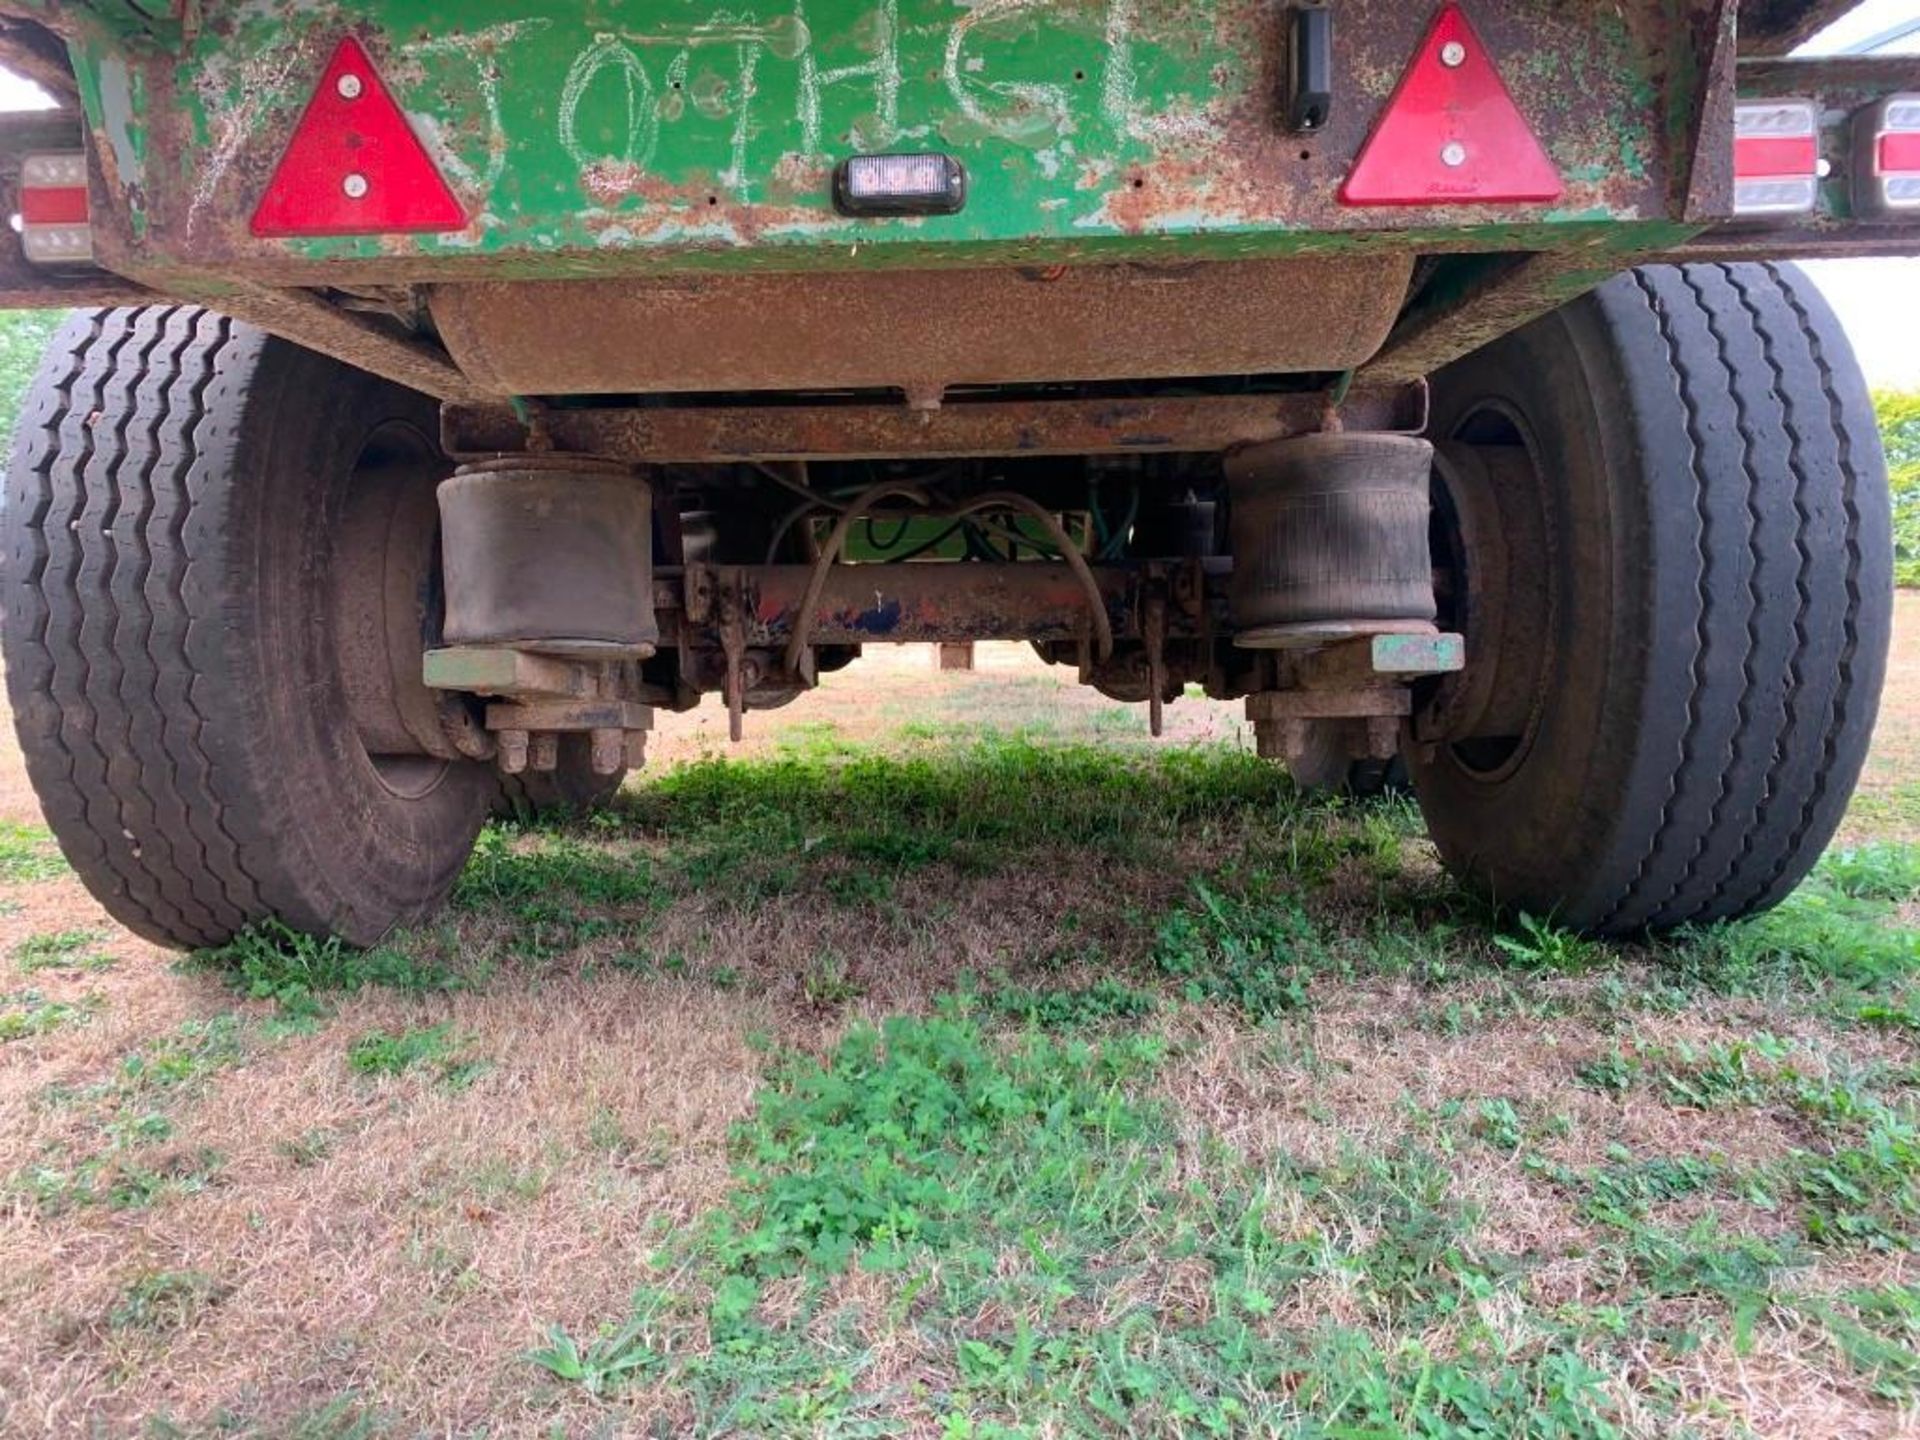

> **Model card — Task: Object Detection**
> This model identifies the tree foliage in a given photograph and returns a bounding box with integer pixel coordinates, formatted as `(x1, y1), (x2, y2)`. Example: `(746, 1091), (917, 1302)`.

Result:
(1877, 390), (1920, 588)
(0, 309), (64, 439)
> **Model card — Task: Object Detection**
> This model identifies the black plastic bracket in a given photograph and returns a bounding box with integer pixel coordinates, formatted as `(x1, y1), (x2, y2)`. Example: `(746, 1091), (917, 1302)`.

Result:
(1285, 5), (1333, 134)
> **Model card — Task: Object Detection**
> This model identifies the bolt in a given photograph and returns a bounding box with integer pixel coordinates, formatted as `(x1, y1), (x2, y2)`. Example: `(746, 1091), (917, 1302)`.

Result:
(589, 727), (624, 776)
(342, 172), (369, 199)
(529, 732), (559, 772)
(1439, 40), (1467, 67)
(1440, 141), (1468, 168)
(336, 72), (363, 100)
(496, 729), (529, 775)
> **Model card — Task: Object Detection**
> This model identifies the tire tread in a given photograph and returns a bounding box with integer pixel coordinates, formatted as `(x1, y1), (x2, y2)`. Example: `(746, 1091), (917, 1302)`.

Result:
(8, 309), (262, 945)
(1592, 263), (1885, 929)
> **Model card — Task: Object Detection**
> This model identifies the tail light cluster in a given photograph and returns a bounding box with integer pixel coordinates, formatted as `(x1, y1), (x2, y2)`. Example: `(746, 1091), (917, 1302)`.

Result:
(16, 152), (92, 263)
(1853, 95), (1920, 220)
(1733, 101), (1822, 217)
(1734, 93), (1920, 222)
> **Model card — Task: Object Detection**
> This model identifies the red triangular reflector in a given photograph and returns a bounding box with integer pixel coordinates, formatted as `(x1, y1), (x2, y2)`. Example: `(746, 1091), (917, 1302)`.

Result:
(1340, 5), (1561, 206)
(251, 37), (467, 237)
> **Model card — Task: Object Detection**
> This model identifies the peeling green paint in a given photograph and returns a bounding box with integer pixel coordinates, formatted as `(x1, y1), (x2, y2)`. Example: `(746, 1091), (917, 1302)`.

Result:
(58, 0), (1691, 274)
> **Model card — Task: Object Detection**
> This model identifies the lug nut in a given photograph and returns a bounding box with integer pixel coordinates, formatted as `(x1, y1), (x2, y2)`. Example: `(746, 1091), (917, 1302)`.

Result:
(497, 729), (529, 775)
(589, 727), (624, 776)
(529, 732), (559, 772)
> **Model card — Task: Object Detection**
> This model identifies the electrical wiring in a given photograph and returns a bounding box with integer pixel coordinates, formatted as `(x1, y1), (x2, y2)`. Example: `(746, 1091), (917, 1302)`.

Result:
(952, 491), (1113, 660)
(750, 460), (845, 511)
(862, 511), (914, 552)
(764, 499), (826, 564)
(783, 481), (933, 673)
(775, 484), (1113, 672)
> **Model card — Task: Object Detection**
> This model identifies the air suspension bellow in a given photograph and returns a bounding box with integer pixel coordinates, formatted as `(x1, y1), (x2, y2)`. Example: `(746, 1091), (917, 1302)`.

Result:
(438, 457), (658, 658)
(1225, 432), (1437, 648)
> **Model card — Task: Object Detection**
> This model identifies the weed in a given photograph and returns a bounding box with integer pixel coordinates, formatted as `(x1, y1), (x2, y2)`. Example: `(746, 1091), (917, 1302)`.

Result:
(456, 826), (660, 909)
(192, 921), (463, 1019)
(631, 739), (1298, 880)
(1473, 1096), (1524, 1151)
(1583, 1150), (1719, 1223)
(526, 1313), (665, 1397)
(1667, 853), (1920, 999)
(800, 954), (863, 1009)
(978, 976), (1159, 1029)
(823, 868), (894, 907)
(145, 1394), (392, 1440)
(24, 1144), (222, 1215)
(1152, 877), (1318, 1017)
(1575, 1049), (1640, 1094)
(118, 1014), (247, 1093)
(1789, 1103), (1920, 1249)
(346, 1023), (482, 1088)
(1495, 912), (1603, 972)
(713, 1010), (1165, 1275)
(276, 1128), (336, 1168)
(1656, 1036), (1788, 1110)
(1800, 1283), (1920, 1401)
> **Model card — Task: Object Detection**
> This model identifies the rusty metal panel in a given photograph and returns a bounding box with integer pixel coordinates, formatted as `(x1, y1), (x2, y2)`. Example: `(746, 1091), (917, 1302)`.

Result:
(442, 382), (1426, 461)
(427, 256), (1413, 396)
(720, 561), (1200, 645)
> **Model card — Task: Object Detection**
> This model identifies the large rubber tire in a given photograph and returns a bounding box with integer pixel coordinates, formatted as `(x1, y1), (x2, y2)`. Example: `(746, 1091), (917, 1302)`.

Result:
(1412, 262), (1892, 933)
(2, 306), (493, 949)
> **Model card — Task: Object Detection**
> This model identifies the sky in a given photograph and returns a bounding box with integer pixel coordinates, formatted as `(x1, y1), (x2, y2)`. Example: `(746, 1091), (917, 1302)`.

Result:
(0, 6), (1915, 385)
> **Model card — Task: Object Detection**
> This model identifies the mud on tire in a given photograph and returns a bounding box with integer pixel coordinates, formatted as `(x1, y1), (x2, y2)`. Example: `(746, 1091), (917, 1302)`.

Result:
(2, 306), (492, 948)
(1412, 262), (1893, 933)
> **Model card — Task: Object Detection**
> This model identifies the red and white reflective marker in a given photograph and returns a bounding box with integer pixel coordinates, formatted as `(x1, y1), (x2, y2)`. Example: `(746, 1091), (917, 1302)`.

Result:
(1732, 100), (1821, 217)
(1853, 94), (1920, 220)
(1339, 4), (1561, 207)
(251, 36), (466, 237)
(18, 152), (92, 264)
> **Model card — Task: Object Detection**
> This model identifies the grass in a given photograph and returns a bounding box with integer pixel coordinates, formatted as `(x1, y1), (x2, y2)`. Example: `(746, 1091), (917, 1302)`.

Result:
(3, 642), (1920, 1434)
(12, 1014), (249, 1213)
(346, 1022), (487, 1088)
(14, 926), (114, 973)
(0, 819), (68, 883)
(526, 1011), (1641, 1434)
(110, 1269), (230, 1332)
(0, 986), (101, 1040)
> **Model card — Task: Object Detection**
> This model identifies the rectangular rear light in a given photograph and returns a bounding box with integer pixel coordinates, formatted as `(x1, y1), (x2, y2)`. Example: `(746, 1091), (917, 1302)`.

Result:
(1853, 94), (1920, 220)
(833, 153), (966, 217)
(17, 152), (91, 263)
(1733, 101), (1821, 217)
